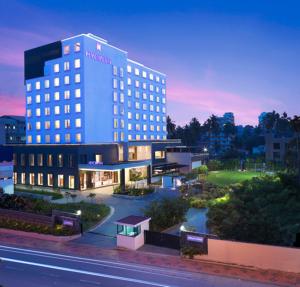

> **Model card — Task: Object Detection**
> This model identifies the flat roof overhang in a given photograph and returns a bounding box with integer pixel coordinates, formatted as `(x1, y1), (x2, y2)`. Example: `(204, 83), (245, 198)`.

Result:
(79, 159), (151, 171)
(114, 215), (151, 227)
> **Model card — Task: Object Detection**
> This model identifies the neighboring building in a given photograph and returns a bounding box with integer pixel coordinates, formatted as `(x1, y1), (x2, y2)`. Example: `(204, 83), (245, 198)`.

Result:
(0, 146), (14, 194)
(25, 33), (167, 145)
(0, 116), (26, 145)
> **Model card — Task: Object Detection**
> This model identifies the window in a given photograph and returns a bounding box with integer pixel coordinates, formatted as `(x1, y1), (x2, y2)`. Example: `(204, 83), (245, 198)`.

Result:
(68, 155), (74, 168)
(27, 96), (32, 105)
(47, 154), (53, 167)
(55, 106), (60, 115)
(47, 174), (53, 187)
(27, 135), (32, 143)
(45, 107), (50, 116)
(27, 109), (32, 117)
(113, 65), (118, 76)
(74, 42), (81, 52)
(64, 90), (70, 99)
(21, 173), (25, 184)
(75, 133), (81, 143)
(35, 81), (40, 90)
(142, 71), (147, 78)
(128, 112), (132, 119)
(96, 42), (101, 50)
(75, 88), (81, 98)
(29, 173), (35, 185)
(114, 119), (118, 128)
(54, 64), (60, 73)
(149, 73), (154, 80)
(155, 151), (165, 159)
(36, 95), (41, 103)
(120, 93), (124, 103)
(44, 79), (50, 88)
(54, 77), (60, 87)
(113, 105), (118, 115)
(113, 91), (118, 102)
(64, 45), (70, 55)
(150, 84), (154, 91)
(57, 154), (63, 167)
(113, 79), (118, 89)
(45, 121), (50, 129)
(69, 176), (75, 189)
(75, 118), (81, 128)
(128, 89), (132, 96)
(75, 74), (81, 83)
(142, 82), (147, 89)
(36, 108), (41, 117)
(45, 134), (50, 143)
(120, 80), (124, 90)
(20, 154), (25, 166)
(273, 143), (280, 150)
(45, 93), (50, 102)
(65, 119), (71, 128)
(135, 91), (140, 98)
(64, 105), (70, 114)
(127, 65), (132, 73)
(127, 78), (132, 85)
(120, 119), (124, 128)
(55, 134), (60, 143)
(54, 92), (60, 101)
(114, 132), (118, 142)
(26, 83), (32, 92)
(156, 75), (160, 82)
(36, 122), (41, 130)
(64, 61), (70, 71)
(120, 132), (124, 141)
(135, 80), (140, 88)
(143, 124), (147, 131)
(74, 59), (81, 68)
(37, 173), (43, 185)
(64, 75), (70, 85)
(36, 135), (41, 143)
(135, 113), (140, 120)
(65, 133), (71, 143)
(58, 174), (64, 188)
(75, 103), (81, 113)
(120, 67), (124, 77)
(134, 68), (139, 76)
(55, 120), (60, 129)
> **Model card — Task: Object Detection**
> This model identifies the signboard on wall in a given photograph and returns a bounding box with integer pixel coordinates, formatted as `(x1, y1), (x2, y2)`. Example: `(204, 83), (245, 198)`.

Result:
(88, 161), (103, 165)
(85, 51), (112, 64)
(181, 231), (208, 255)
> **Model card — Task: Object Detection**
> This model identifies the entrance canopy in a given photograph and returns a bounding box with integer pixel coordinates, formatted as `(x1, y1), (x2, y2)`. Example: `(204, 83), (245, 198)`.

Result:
(79, 159), (151, 171)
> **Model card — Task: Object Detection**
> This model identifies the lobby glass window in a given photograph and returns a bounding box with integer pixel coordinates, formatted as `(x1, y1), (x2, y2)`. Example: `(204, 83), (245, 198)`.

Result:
(47, 155), (53, 167)
(75, 88), (81, 98)
(54, 64), (60, 73)
(47, 174), (53, 186)
(155, 151), (165, 159)
(55, 134), (60, 143)
(35, 81), (41, 90)
(74, 59), (81, 69)
(45, 93), (50, 102)
(29, 173), (35, 185)
(75, 118), (81, 128)
(29, 154), (35, 166)
(69, 176), (75, 189)
(76, 133), (81, 143)
(64, 45), (70, 55)
(58, 154), (63, 167)
(117, 225), (141, 237)
(64, 61), (70, 71)
(54, 77), (60, 87)
(13, 172), (17, 183)
(27, 96), (32, 105)
(64, 75), (70, 85)
(75, 74), (81, 83)
(74, 42), (81, 52)
(64, 90), (70, 99)
(21, 173), (25, 184)
(58, 175), (64, 187)
(75, 103), (81, 113)
(37, 173), (43, 185)
(20, 154), (25, 166)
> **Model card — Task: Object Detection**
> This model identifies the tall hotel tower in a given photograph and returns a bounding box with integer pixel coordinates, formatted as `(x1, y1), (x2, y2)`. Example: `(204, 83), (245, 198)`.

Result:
(25, 33), (167, 144)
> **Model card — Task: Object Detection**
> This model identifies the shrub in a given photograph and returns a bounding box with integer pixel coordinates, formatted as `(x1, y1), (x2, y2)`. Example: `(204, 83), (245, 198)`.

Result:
(207, 160), (223, 171)
(181, 245), (203, 259)
(194, 165), (208, 175)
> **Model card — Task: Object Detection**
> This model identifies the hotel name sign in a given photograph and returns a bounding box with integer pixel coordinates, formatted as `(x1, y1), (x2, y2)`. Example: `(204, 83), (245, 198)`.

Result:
(85, 51), (112, 65)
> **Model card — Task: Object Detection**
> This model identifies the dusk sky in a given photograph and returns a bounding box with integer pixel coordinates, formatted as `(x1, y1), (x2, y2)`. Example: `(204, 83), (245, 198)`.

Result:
(0, 0), (300, 126)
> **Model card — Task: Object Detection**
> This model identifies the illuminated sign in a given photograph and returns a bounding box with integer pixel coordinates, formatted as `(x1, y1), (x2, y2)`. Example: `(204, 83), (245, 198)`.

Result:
(85, 51), (111, 64)
(187, 235), (204, 243)
(63, 219), (74, 227)
(88, 161), (103, 165)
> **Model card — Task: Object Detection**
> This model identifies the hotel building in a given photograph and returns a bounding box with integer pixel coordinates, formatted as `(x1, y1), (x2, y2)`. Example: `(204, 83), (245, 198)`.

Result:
(25, 33), (167, 145)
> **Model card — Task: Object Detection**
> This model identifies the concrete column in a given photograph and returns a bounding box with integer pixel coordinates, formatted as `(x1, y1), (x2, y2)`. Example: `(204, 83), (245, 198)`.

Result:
(147, 165), (151, 185)
(120, 168), (125, 193)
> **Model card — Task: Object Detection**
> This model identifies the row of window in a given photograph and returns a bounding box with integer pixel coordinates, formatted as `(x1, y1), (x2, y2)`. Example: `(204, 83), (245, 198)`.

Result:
(127, 112), (166, 122)
(127, 134), (166, 141)
(27, 118), (82, 131)
(27, 133), (82, 144)
(53, 59), (81, 74)
(13, 153), (74, 168)
(113, 91), (166, 103)
(26, 74), (81, 92)
(14, 172), (75, 189)
(127, 65), (165, 84)
(27, 89), (81, 104)
(27, 104), (82, 118)
(127, 123), (166, 132)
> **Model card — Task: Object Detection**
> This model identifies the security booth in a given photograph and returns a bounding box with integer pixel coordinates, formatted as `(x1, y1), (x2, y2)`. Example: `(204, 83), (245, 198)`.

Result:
(115, 215), (151, 250)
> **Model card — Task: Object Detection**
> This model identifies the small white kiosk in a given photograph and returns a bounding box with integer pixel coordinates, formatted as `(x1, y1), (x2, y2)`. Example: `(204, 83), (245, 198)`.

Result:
(115, 215), (151, 250)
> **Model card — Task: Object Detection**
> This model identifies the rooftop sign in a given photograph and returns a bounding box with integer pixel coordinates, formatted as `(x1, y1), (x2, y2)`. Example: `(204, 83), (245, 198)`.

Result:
(85, 51), (111, 64)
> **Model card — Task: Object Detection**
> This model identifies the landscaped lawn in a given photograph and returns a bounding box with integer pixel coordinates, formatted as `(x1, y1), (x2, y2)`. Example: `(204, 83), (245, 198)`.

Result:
(206, 170), (262, 186)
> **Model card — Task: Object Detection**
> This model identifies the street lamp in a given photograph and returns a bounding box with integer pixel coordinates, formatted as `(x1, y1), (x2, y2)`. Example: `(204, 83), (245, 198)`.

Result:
(203, 147), (208, 152)
(76, 210), (82, 216)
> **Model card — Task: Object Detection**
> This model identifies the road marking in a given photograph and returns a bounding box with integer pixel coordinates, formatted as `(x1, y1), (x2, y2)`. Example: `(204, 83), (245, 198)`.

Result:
(0, 257), (172, 287)
(0, 245), (193, 280)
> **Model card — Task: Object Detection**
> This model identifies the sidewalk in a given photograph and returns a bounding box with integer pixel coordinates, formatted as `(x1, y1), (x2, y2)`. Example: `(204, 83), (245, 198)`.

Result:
(0, 232), (299, 287)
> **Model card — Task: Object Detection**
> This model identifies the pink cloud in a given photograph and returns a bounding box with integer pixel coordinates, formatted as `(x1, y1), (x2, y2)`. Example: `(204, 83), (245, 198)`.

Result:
(0, 94), (25, 116)
(167, 83), (281, 126)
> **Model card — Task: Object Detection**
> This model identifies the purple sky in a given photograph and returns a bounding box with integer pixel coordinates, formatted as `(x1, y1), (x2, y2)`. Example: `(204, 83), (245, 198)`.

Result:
(0, 0), (300, 126)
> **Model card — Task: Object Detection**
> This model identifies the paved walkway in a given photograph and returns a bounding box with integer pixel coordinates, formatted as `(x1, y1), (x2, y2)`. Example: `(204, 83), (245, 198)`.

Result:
(0, 232), (298, 287)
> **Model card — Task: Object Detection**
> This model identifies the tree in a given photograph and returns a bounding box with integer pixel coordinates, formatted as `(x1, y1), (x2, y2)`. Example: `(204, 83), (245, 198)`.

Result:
(167, 116), (176, 139)
(290, 116), (300, 183)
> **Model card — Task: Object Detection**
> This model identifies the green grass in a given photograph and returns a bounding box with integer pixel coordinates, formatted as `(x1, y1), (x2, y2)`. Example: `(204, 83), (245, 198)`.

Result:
(15, 188), (63, 200)
(206, 170), (262, 186)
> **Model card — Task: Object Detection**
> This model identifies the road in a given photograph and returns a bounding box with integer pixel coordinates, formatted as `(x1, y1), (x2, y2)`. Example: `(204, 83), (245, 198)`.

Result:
(0, 245), (278, 287)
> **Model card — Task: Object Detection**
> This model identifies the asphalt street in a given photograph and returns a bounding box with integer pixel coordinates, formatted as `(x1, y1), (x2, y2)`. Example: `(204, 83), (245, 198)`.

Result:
(0, 244), (278, 287)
